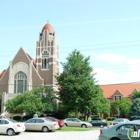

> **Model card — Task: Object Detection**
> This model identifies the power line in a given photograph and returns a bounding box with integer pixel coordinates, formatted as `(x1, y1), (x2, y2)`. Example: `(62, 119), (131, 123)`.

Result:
(0, 43), (140, 56)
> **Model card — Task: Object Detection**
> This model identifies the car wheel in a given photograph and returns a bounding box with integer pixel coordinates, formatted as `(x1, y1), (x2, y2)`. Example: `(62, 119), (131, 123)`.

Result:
(111, 138), (120, 140)
(81, 124), (87, 128)
(7, 128), (15, 136)
(42, 126), (49, 132)
(64, 123), (67, 127)
(100, 125), (104, 128)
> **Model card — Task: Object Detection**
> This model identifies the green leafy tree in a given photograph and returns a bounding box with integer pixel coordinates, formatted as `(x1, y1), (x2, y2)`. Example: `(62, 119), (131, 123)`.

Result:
(5, 86), (57, 116)
(111, 97), (131, 117)
(131, 90), (140, 101)
(128, 98), (140, 120)
(56, 49), (109, 118)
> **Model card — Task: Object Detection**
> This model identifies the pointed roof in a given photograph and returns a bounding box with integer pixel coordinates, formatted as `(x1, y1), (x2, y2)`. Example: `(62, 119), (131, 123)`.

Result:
(100, 82), (140, 98)
(26, 53), (36, 68)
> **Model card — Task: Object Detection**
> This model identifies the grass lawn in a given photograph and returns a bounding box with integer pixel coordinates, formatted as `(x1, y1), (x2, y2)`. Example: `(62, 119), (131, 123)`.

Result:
(57, 126), (97, 131)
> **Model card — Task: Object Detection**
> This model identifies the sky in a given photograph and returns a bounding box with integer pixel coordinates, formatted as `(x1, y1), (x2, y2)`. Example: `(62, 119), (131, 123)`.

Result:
(1, 0), (140, 85)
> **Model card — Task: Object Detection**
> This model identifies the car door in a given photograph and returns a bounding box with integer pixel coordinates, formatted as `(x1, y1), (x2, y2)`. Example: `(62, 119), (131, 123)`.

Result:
(34, 118), (44, 131)
(25, 119), (36, 130)
(91, 120), (98, 126)
(134, 124), (140, 140)
(65, 118), (73, 126)
(0, 120), (9, 133)
(116, 124), (138, 140)
(72, 118), (81, 127)
(94, 120), (100, 126)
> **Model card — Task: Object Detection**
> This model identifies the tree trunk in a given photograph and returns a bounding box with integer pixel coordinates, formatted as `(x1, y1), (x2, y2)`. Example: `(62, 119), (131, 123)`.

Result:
(75, 109), (79, 118)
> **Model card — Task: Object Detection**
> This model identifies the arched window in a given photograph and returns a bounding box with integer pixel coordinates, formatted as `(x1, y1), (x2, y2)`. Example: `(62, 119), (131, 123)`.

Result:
(42, 50), (49, 69)
(14, 72), (27, 93)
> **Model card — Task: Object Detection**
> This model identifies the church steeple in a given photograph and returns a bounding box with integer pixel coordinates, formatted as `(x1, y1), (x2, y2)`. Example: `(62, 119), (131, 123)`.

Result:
(36, 23), (59, 87)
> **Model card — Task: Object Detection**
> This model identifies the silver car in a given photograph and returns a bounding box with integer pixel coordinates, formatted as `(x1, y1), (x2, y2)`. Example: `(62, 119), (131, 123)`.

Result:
(25, 118), (60, 132)
(0, 118), (25, 136)
(63, 118), (92, 128)
(109, 118), (129, 126)
(99, 121), (140, 140)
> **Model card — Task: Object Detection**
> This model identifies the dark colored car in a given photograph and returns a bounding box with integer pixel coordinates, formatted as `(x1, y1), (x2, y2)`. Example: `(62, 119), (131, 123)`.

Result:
(90, 120), (107, 128)
(45, 117), (64, 127)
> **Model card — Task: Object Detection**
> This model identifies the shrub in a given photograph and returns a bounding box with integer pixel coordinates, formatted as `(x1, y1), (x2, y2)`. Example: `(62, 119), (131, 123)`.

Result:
(106, 117), (116, 121)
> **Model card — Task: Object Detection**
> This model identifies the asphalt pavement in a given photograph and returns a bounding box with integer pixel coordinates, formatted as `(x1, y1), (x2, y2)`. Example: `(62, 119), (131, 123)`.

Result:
(0, 129), (100, 140)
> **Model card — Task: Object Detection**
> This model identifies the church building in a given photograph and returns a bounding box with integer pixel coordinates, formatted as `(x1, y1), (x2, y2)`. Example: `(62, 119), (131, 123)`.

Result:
(0, 23), (59, 113)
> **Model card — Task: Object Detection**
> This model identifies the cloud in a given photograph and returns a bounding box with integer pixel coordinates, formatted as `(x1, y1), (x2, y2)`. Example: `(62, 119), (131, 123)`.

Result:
(94, 53), (128, 63)
(92, 53), (140, 85)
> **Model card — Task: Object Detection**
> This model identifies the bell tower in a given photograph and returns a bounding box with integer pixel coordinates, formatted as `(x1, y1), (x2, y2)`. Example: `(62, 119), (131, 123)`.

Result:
(36, 23), (59, 88)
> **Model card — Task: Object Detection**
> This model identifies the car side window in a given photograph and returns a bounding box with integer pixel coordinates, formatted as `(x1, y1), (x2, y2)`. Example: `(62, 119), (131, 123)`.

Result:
(135, 125), (140, 130)
(26, 119), (36, 123)
(117, 124), (134, 132)
(35, 119), (44, 123)
(66, 118), (72, 122)
(73, 119), (79, 122)
(0, 120), (9, 125)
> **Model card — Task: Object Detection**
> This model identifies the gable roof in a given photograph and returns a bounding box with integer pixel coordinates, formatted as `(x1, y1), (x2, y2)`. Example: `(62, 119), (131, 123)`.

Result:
(0, 47), (37, 80)
(100, 82), (140, 98)
(26, 53), (36, 68)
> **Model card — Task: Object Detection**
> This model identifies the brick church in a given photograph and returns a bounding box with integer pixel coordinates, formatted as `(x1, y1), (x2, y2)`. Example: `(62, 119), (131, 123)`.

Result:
(0, 23), (59, 113)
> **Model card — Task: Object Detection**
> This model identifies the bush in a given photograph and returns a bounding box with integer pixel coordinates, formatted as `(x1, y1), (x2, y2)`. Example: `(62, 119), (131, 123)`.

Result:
(92, 117), (102, 120)
(106, 117), (116, 121)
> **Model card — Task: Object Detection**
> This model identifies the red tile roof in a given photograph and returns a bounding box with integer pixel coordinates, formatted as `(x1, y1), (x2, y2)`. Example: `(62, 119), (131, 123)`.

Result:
(0, 69), (6, 79)
(100, 83), (140, 98)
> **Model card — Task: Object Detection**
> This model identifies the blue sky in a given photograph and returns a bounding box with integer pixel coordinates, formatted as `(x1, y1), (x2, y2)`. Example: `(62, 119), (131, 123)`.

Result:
(1, 0), (140, 85)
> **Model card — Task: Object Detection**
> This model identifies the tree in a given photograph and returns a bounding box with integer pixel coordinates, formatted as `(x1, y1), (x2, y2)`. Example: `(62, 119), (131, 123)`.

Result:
(111, 97), (131, 117)
(128, 98), (140, 120)
(56, 49), (109, 118)
(5, 86), (57, 116)
(131, 90), (140, 101)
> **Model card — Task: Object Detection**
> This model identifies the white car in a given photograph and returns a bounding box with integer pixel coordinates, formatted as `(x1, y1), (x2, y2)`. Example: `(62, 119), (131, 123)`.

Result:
(109, 118), (129, 126)
(0, 118), (25, 136)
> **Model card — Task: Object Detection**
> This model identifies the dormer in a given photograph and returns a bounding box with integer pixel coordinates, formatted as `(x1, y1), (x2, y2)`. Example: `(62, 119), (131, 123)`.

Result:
(113, 89), (123, 100)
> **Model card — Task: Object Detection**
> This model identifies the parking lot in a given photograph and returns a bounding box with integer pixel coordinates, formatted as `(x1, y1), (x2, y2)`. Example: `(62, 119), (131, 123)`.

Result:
(0, 129), (100, 140)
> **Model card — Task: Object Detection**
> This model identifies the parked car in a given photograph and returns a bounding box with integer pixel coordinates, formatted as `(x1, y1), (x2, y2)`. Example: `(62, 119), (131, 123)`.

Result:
(63, 118), (92, 128)
(0, 118), (25, 136)
(24, 118), (59, 132)
(99, 121), (140, 140)
(109, 118), (129, 126)
(45, 116), (64, 127)
(90, 120), (107, 128)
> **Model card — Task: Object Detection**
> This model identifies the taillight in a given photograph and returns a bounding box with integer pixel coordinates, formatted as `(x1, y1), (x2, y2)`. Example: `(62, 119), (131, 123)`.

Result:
(17, 124), (21, 127)
(100, 129), (103, 134)
(110, 122), (112, 125)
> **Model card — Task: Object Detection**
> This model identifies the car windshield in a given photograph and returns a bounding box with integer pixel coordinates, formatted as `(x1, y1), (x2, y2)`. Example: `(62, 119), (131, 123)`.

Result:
(76, 119), (82, 122)
(8, 119), (18, 123)
(114, 119), (124, 122)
